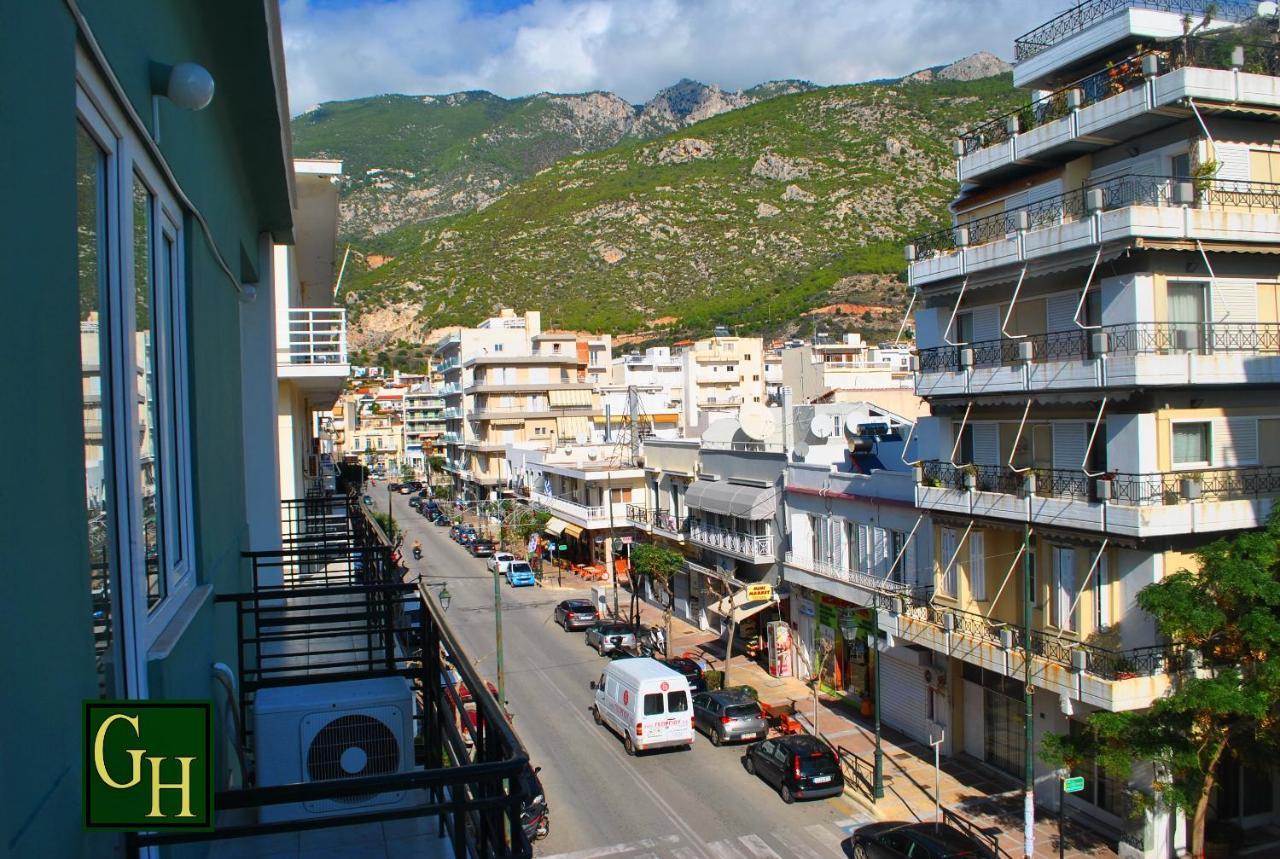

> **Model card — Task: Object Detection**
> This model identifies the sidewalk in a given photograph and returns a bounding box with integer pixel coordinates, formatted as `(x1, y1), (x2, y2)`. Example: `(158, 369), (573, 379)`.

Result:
(589, 583), (1120, 859)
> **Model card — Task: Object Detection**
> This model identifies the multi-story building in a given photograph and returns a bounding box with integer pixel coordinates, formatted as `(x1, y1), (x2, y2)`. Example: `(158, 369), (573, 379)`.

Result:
(625, 437), (701, 621)
(905, 1), (1280, 851)
(780, 333), (921, 415)
(346, 405), (404, 476)
(403, 382), (445, 478)
(675, 329), (767, 431)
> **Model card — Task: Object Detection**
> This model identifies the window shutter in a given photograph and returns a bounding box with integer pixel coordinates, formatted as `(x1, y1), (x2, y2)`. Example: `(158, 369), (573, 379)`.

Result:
(873, 527), (889, 577)
(830, 519), (845, 568)
(1212, 280), (1258, 324)
(1046, 293), (1077, 333)
(904, 535), (918, 587)
(1213, 417), (1259, 466)
(969, 531), (986, 601)
(941, 529), (958, 596)
(1054, 546), (1076, 630)
(1095, 553), (1111, 630)
(971, 306), (1001, 345)
(971, 423), (1000, 466)
(857, 524), (871, 573)
(1217, 143), (1251, 182)
(1052, 422), (1088, 470)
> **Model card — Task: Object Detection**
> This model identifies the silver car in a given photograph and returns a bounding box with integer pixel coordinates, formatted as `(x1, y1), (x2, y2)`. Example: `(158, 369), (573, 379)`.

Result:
(693, 690), (769, 746)
(584, 621), (636, 655)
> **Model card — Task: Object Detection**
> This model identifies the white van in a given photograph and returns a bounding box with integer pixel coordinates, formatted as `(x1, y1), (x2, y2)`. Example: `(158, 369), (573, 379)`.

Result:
(590, 658), (694, 755)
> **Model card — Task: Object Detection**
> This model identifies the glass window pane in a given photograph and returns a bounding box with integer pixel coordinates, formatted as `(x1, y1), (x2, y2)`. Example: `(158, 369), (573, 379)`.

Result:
(162, 232), (183, 569)
(1173, 423), (1209, 465)
(643, 693), (663, 716)
(78, 124), (120, 699)
(133, 176), (164, 608)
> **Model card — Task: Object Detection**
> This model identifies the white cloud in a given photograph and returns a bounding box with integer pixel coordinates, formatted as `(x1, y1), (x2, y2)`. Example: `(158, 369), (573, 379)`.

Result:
(281, 0), (1065, 113)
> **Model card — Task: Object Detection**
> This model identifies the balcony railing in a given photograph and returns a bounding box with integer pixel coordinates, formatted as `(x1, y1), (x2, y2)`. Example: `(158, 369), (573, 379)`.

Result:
(688, 521), (774, 558)
(439, 383), (461, 396)
(652, 510), (689, 535)
(437, 356), (461, 372)
(282, 308), (348, 366)
(783, 551), (918, 596)
(133, 495), (532, 858)
(885, 581), (1187, 683)
(908, 174), (1280, 262)
(918, 321), (1280, 373)
(530, 491), (606, 520)
(919, 460), (1280, 506)
(964, 37), (1280, 155)
(626, 504), (650, 525)
(1012, 0), (1256, 62)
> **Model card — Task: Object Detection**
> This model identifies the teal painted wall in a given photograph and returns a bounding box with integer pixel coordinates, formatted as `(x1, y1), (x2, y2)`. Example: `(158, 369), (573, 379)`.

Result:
(0, 2), (290, 856)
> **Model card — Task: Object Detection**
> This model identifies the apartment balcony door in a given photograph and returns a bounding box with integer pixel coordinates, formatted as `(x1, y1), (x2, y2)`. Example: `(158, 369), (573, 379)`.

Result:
(1168, 281), (1208, 353)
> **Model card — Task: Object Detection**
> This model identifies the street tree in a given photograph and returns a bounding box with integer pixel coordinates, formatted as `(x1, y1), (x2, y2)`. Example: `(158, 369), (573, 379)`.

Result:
(629, 542), (685, 657)
(1042, 512), (1280, 856)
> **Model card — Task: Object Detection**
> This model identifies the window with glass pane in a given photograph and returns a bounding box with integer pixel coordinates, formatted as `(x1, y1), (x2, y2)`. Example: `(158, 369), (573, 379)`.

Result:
(133, 176), (164, 608)
(78, 125), (121, 699)
(1172, 422), (1210, 466)
(162, 232), (184, 569)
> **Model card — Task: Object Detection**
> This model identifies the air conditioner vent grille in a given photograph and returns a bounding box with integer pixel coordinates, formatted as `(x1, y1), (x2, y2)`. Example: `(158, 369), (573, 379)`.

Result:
(306, 714), (401, 805)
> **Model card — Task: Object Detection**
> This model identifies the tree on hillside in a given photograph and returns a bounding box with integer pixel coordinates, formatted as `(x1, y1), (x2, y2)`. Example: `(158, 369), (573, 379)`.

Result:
(629, 542), (685, 657)
(1042, 512), (1280, 856)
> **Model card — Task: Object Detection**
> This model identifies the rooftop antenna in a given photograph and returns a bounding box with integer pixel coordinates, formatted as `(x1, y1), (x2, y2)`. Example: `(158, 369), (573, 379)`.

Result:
(738, 403), (776, 441)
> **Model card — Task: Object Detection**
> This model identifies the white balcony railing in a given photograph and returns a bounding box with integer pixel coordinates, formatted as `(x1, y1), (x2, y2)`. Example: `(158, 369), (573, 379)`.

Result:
(688, 521), (773, 559)
(530, 491), (607, 522)
(282, 308), (347, 366)
(783, 551), (917, 596)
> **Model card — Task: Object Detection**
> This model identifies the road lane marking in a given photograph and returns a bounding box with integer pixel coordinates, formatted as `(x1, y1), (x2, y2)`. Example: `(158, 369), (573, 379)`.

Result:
(771, 828), (826, 859)
(736, 834), (782, 859)
(538, 834), (681, 859)
(704, 839), (748, 859)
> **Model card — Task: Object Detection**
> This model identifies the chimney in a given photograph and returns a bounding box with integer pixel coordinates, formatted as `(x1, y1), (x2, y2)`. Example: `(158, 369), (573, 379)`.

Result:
(780, 386), (794, 453)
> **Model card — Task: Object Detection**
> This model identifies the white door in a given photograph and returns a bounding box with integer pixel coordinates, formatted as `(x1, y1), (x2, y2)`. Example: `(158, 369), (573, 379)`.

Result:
(963, 680), (985, 759)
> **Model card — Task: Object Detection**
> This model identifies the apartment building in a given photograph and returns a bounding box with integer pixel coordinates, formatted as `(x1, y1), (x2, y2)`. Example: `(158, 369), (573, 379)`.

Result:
(675, 330), (768, 431)
(625, 437), (701, 621)
(404, 382), (445, 478)
(780, 333), (921, 416)
(612, 346), (688, 420)
(904, 2), (1280, 851)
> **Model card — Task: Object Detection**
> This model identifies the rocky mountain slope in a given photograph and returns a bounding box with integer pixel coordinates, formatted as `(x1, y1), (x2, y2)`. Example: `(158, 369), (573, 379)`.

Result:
(292, 79), (818, 237)
(333, 68), (1021, 360)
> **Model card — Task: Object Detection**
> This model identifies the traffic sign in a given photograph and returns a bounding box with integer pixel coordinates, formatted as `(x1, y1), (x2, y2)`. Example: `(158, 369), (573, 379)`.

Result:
(1063, 776), (1085, 793)
(558, 544), (568, 551)
(745, 583), (773, 602)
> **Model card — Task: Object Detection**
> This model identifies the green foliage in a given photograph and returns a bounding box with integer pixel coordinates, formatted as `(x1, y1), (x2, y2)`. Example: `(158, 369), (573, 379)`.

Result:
(1042, 512), (1280, 849)
(321, 74), (1022, 342)
(703, 669), (724, 691)
(371, 510), (399, 542)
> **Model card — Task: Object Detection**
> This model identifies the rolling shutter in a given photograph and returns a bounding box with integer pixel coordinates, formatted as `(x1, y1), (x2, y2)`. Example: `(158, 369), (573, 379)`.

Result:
(880, 650), (930, 745)
(1046, 293), (1077, 333)
(971, 423), (1000, 466)
(1213, 417), (1259, 466)
(1212, 281), (1258, 324)
(971, 307), (1001, 345)
(1052, 422), (1088, 470)
(1216, 143), (1251, 182)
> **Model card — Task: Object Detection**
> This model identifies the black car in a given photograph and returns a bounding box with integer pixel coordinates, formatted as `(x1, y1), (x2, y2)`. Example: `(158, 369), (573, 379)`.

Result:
(742, 734), (844, 803)
(846, 822), (996, 859)
(409, 496), (424, 509)
(553, 599), (600, 631)
(468, 539), (496, 558)
(658, 657), (706, 693)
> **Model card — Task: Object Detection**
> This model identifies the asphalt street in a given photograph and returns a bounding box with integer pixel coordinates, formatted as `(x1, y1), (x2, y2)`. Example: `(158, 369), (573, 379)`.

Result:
(389, 492), (873, 859)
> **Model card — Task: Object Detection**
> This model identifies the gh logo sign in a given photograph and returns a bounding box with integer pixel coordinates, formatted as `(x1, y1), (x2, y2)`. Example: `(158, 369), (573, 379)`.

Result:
(84, 701), (213, 830)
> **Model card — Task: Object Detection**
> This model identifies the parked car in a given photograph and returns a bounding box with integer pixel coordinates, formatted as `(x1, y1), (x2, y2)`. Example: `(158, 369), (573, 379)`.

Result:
(449, 524), (465, 541)
(468, 539), (496, 558)
(606, 647), (642, 660)
(487, 552), (516, 574)
(585, 621), (637, 656)
(846, 822), (997, 859)
(553, 599), (599, 631)
(658, 657), (706, 693)
(388, 482), (401, 491)
(505, 561), (536, 587)
(409, 496), (423, 509)
(742, 734), (844, 803)
(692, 690), (768, 746)
(458, 529), (478, 545)
(433, 514), (450, 526)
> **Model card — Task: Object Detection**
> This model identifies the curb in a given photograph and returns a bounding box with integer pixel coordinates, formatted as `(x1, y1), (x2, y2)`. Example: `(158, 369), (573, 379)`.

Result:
(793, 711), (885, 822)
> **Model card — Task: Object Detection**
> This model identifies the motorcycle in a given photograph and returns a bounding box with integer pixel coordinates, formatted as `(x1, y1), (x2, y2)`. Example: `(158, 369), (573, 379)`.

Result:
(519, 766), (549, 842)
(412, 546), (423, 561)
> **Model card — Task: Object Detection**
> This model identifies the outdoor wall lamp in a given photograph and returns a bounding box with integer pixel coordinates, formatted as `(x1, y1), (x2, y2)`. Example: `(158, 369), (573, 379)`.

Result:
(153, 61), (215, 111)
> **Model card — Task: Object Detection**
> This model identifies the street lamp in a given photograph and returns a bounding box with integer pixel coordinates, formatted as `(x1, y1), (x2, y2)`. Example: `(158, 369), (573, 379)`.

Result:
(869, 608), (885, 799)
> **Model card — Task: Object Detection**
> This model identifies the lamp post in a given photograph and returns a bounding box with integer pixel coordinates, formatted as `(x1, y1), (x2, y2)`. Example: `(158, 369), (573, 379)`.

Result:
(494, 564), (506, 710)
(1022, 522), (1035, 859)
(870, 607), (885, 799)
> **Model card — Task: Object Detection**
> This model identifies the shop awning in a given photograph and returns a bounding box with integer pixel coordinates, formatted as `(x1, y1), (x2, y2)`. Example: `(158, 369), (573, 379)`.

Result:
(549, 388), (593, 407)
(544, 517), (568, 537)
(556, 415), (592, 439)
(684, 479), (777, 520)
(562, 523), (585, 540)
(708, 586), (776, 624)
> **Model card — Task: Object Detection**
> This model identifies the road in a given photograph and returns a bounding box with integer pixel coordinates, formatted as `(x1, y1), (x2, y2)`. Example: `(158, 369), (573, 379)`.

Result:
(390, 492), (873, 859)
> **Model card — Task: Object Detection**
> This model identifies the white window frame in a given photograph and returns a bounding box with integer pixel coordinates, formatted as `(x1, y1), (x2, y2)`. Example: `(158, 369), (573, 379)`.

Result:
(77, 51), (196, 694)
(1052, 545), (1077, 632)
(1094, 553), (1111, 631)
(940, 528), (959, 596)
(1170, 419), (1212, 470)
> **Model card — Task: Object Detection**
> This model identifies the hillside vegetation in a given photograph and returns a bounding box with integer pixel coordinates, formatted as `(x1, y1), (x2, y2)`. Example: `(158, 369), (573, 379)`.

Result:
(333, 73), (1020, 356)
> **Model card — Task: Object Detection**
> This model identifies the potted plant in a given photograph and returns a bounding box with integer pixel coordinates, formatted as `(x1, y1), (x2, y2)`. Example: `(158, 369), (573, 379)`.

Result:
(958, 463), (978, 491)
(1180, 471), (1204, 501)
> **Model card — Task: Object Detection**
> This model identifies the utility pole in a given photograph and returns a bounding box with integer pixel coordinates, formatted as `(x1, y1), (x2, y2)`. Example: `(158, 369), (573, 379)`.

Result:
(494, 565), (506, 709)
(871, 606), (885, 799)
(1022, 522), (1035, 859)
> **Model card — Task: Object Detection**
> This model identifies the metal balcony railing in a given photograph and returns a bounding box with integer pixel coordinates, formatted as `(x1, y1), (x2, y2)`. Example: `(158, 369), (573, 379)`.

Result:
(908, 173), (1280, 262)
(964, 37), (1280, 155)
(625, 504), (650, 525)
(783, 551), (920, 596)
(918, 460), (1280, 506)
(1012, 0), (1256, 62)
(652, 510), (689, 534)
(131, 495), (532, 858)
(918, 321), (1280, 373)
(688, 521), (774, 557)
(282, 308), (347, 366)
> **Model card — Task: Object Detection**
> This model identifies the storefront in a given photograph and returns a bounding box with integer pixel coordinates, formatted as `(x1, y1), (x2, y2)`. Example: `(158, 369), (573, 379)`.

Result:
(961, 663), (1026, 780)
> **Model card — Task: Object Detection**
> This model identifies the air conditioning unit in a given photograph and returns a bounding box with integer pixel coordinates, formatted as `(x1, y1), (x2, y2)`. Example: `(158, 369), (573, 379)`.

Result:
(254, 677), (417, 822)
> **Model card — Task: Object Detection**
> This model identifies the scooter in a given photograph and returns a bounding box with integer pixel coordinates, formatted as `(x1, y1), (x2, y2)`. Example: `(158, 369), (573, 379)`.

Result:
(412, 546), (423, 561)
(519, 766), (549, 842)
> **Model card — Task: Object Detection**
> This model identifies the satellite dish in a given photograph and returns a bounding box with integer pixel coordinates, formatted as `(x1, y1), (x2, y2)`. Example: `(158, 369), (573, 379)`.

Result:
(843, 414), (863, 437)
(738, 404), (776, 441)
(811, 416), (833, 440)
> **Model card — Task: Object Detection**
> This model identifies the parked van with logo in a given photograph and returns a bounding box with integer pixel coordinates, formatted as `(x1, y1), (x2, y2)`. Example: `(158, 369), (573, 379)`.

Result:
(590, 658), (694, 755)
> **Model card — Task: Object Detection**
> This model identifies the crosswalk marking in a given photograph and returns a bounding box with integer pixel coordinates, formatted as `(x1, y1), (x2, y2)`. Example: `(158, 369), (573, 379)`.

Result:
(539, 823), (861, 859)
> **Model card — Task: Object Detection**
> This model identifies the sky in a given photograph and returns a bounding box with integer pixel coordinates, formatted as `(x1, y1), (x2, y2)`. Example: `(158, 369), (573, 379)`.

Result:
(281, 0), (1066, 113)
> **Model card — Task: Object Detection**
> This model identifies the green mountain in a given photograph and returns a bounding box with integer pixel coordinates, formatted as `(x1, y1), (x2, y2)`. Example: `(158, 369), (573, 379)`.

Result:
(333, 69), (1020, 359)
(292, 79), (818, 237)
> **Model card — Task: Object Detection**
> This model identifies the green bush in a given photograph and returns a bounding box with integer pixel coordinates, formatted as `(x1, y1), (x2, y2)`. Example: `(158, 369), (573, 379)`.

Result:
(703, 669), (724, 691)
(736, 685), (759, 701)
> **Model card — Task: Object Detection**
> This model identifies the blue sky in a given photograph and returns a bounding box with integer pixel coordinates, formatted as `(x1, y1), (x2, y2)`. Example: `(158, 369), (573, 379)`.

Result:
(280, 0), (1064, 113)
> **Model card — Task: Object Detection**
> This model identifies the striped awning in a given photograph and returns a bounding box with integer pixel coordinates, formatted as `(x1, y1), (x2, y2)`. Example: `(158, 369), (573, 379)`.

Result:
(562, 523), (585, 540)
(544, 517), (568, 537)
(549, 388), (593, 407)
(556, 415), (592, 439)
(684, 479), (777, 520)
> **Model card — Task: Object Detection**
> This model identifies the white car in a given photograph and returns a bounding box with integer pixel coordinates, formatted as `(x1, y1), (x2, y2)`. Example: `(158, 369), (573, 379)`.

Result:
(486, 552), (516, 574)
